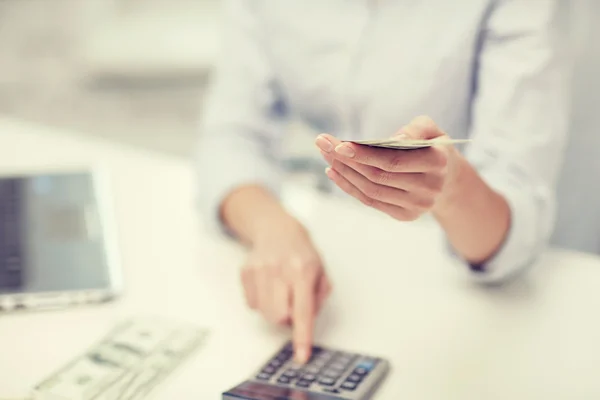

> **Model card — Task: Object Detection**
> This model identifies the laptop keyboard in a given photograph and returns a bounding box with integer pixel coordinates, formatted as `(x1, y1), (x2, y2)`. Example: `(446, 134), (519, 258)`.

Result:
(0, 178), (25, 290)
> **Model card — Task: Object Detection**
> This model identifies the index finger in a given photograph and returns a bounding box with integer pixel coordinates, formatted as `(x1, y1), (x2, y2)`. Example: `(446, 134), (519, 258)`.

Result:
(291, 267), (319, 364)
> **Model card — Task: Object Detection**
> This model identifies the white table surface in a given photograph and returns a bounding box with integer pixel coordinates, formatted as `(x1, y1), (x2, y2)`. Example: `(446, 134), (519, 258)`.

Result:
(1, 117), (600, 400)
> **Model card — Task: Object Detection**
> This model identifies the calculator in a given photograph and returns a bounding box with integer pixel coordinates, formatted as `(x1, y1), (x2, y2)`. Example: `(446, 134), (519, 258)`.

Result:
(222, 341), (390, 400)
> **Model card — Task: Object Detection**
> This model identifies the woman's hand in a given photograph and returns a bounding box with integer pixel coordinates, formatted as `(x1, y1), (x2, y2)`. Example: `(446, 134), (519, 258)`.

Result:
(241, 219), (332, 364)
(315, 116), (462, 221)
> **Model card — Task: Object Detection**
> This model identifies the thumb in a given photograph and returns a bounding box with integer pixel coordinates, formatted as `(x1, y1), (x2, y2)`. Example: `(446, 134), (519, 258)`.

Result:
(392, 115), (446, 140)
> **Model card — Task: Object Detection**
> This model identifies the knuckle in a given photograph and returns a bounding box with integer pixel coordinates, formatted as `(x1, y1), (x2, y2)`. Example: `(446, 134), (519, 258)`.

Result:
(370, 168), (390, 185)
(418, 175), (444, 197)
(242, 263), (259, 277)
(246, 301), (258, 310)
(386, 154), (404, 172)
(431, 149), (448, 169)
(303, 260), (321, 277)
(265, 261), (281, 275)
(290, 257), (320, 278)
(411, 115), (438, 131)
(412, 115), (434, 125)
(394, 208), (419, 222)
(363, 183), (382, 200)
(415, 196), (435, 211)
(360, 195), (376, 207)
(275, 315), (290, 326)
(429, 174), (445, 192)
(240, 267), (251, 280)
(403, 210), (421, 221)
(323, 278), (333, 295)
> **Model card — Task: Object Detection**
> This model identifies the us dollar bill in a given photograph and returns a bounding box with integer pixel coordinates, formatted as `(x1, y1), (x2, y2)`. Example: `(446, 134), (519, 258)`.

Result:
(32, 317), (209, 400)
(348, 138), (472, 149)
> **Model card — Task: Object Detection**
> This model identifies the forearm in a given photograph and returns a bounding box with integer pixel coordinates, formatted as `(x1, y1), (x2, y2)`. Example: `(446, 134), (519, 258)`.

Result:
(221, 185), (303, 246)
(432, 153), (511, 265)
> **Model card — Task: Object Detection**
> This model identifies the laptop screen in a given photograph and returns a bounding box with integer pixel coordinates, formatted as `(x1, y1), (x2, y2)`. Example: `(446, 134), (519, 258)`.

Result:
(0, 173), (115, 295)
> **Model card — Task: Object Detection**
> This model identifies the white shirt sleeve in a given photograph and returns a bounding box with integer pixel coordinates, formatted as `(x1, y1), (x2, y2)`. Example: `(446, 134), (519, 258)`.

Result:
(195, 0), (286, 234)
(457, 0), (574, 283)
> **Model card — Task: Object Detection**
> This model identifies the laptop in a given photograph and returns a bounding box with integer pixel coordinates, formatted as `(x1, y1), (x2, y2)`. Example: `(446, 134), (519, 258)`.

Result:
(0, 169), (122, 311)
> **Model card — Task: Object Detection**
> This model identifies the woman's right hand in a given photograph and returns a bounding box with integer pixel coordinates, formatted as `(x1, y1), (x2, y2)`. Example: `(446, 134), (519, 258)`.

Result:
(241, 219), (332, 364)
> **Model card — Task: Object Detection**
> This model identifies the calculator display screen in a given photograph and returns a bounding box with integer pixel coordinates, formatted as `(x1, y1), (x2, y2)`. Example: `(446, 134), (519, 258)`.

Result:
(227, 381), (339, 400)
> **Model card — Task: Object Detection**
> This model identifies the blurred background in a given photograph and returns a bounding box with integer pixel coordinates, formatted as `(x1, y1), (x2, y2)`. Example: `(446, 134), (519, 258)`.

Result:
(0, 0), (596, 162)
(0, 0), (222, 156)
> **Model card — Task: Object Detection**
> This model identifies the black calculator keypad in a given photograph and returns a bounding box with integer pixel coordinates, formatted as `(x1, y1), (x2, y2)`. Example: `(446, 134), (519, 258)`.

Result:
(256, 372), (270, 380)
(226, 343), (388, 400)
(282, 369), (298, 378)
(341, 381), (358, 391)
(254, 342), (380, 395)
(301, 373), (317, 382)
(263, 366), (276, 374)
(303, 365), (320, 375)
(318, 377), (336, 386)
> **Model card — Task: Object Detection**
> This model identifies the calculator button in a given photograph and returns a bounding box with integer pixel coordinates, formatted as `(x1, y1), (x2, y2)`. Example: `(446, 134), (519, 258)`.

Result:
(357, 358), (377, 370)
(276, 352), (292, 362)
(322, 369), (341, 379)
(346, 374), (362, 383)
(336, 354), (354, 363)
(353, 367), (369, 376)
(316, 351), (334, 361)
(277, 376), (291, 384)
(263, 366), (276, 374)
(301, 373), (316, 382)
(304, 366), (321, 375)
(270, 359), (283, 368)
(311, 361), (327, 370)
(318, 377), (336, 386)
(282, 369), (298, 378)
(296, 380), (311, 388)
(256, 373), (271, 380)
(328, 362), (347, 372)
(341, 381), (358, 391)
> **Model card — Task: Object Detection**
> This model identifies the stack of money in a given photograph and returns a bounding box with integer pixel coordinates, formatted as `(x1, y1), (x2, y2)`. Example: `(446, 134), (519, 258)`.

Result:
(32, 317), (209, 400)
(348, 138), (472, 150)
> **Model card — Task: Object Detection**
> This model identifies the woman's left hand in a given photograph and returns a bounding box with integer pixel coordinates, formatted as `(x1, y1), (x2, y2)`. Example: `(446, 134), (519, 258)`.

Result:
(315, 116), (461, 221)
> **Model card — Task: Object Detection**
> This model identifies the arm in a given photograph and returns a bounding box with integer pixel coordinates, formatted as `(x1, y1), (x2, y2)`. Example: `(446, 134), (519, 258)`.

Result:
(435, 0), (573, 282)
(220, 185), (303, 246)
(196, 2), (329, 361)
(432, 150), (510, 267)
(195, 0), (295, 243)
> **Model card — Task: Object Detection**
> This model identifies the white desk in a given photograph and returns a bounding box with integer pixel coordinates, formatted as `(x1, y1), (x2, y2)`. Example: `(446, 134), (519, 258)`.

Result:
(2, 118), (600, 399)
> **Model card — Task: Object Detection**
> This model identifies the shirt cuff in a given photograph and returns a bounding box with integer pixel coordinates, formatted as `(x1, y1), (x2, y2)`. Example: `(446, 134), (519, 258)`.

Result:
(448, 170), (551, 284)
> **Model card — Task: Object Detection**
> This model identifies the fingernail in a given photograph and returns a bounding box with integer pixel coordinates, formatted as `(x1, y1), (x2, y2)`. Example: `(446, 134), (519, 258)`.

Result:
(335, 144), (355, 158)
(315, 136), (333, 152)
(325, 167), (335, 179)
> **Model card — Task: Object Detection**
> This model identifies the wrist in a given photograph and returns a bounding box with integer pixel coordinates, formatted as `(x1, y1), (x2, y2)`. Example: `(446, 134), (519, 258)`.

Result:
(252, 214), (308, 246)
(432, 150), (469, 217)
(221, 185), (304, 245)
